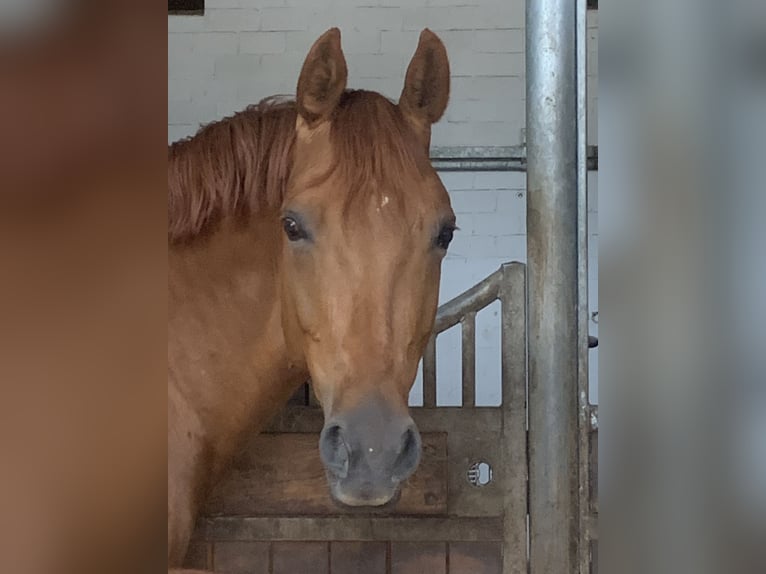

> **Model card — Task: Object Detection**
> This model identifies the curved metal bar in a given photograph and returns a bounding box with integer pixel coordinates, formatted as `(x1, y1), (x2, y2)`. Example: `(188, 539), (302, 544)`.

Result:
(433, 267), (503, 334)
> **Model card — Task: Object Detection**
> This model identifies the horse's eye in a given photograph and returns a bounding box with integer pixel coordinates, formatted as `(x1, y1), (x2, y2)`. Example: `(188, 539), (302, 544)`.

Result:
(436, 225), (455, 250)
(282, 216), (306, 242)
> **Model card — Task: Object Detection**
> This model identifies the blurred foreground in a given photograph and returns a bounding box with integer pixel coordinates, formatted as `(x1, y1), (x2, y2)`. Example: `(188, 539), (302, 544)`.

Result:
(601, 1), (765, 572)
(0, 2), (167, 573)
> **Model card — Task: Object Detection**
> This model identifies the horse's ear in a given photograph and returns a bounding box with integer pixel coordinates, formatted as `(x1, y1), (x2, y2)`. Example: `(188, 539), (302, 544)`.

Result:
(399, 29), (450, 141)
(296, 28), (348, 127)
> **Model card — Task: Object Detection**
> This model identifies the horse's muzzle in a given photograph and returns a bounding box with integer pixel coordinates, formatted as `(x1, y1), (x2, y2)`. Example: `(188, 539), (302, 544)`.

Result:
(318, 402), (421, 507)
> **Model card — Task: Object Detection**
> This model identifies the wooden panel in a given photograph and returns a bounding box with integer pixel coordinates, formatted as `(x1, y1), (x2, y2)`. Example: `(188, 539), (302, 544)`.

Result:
(181, 540), (209, 570)
(449, 542), (502, 574)
(267, 405), (503, 435)
(204, 433), (447, 516)
(330, 542), (387, 574)
(273, 542), (328, 574)
(263, 407), (508, 519)
(391, 542), (446, 574)
(212, 541), (269, 574)
(194, 516), (503, 542)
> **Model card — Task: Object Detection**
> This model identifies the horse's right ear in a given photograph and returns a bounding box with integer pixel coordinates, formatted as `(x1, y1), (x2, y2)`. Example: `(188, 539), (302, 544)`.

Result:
(296, 28), (348, 128)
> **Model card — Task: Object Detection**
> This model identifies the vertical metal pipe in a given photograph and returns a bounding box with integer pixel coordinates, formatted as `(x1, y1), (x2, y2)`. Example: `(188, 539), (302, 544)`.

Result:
(575, 1), (593, 573)
(461, 312), (476, 407)
(526, 0), (580, 572)
(423, 335), (437, 408)
(500, 263), (529, 574)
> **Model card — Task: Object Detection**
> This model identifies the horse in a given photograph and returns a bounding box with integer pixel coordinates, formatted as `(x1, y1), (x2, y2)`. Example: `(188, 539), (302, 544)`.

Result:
(167, 28), (454, 571)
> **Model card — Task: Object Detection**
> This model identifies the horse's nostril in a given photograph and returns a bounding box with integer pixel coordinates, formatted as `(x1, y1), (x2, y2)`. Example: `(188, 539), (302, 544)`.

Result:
(392, 424), (421, 481)
(319, 422), (350, 479)
(399, 427), (417, 456)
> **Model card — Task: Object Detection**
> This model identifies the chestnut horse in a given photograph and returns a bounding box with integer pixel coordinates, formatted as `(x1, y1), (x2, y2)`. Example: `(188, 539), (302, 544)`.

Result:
(168, 28), (454, 571)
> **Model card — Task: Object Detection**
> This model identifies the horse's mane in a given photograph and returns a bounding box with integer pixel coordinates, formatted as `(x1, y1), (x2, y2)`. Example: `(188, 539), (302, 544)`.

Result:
(168, 90), (429, 243)
(168, 96), (295, 242)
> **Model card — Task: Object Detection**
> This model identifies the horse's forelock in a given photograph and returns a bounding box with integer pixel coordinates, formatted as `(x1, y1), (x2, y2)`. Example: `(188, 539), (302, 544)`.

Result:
(167, 90), (430, 243)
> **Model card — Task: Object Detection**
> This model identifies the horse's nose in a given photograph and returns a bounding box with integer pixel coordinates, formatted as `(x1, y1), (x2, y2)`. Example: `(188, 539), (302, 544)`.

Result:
(319, 414), (422, 482)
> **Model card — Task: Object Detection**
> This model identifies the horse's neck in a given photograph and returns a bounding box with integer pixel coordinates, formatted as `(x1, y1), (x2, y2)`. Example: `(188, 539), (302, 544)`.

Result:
(168, 219), (307, 466)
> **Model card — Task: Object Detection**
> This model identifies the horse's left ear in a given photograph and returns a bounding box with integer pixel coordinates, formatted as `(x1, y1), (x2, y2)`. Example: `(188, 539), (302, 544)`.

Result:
(296, 28), (348, 128)
(399, 29), (450, 143)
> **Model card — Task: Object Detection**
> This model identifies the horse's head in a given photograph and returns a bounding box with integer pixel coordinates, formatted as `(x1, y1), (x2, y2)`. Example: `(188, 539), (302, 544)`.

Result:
(278, 28), (453, 508)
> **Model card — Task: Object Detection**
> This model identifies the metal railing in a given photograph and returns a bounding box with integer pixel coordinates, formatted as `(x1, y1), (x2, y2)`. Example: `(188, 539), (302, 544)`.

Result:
(422, 261), (598, 574)
(422, 266), (506, 408)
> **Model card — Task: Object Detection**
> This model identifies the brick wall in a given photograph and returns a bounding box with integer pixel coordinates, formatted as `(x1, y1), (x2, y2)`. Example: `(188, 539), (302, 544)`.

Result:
(169, 0), (597, 146)
(168, 0), (599, 402)
(168, 0), (537, 146)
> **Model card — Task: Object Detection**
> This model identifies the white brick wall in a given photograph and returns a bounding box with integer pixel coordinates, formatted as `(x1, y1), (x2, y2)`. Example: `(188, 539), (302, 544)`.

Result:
(168, 0), (535, 146)
(168, 0), (600, 404)
(168, 1), (597, 146)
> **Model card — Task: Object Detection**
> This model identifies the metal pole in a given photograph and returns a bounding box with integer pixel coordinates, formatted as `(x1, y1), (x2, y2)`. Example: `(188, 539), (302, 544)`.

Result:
(575, 0), (593, 573)
(500, 263), (528, 574)
(526, 0), (580, 572)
